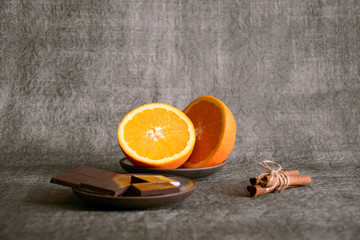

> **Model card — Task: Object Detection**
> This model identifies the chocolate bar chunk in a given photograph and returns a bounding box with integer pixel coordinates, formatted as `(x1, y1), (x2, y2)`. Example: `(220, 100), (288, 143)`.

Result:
(79, 174), (131, 196)
(50, 166), (112, 187)
(127, 182), (180, 196)
(50, 166), (131, 196)
(131, 175), (181, 187)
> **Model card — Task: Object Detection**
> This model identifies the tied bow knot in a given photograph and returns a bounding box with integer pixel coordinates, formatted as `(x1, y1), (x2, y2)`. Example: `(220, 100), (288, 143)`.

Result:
(257, 160), (290, 192)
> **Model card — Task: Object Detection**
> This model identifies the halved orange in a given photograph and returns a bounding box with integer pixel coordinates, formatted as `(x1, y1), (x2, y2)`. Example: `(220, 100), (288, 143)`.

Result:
(182, 96), (236, 168)
(117, 103), (196, 169)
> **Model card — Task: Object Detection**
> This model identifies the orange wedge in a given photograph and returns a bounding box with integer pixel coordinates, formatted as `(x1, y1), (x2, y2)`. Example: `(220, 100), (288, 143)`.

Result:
(182, 96), (236, 168)
(117, 103), (196, 169)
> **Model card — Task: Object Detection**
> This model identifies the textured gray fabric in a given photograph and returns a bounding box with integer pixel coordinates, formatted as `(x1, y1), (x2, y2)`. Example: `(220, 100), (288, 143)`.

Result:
(1, 0), (359, 239)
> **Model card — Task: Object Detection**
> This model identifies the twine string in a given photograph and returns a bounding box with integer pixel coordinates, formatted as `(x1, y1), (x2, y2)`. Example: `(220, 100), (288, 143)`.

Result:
(257, 160), (290, 192)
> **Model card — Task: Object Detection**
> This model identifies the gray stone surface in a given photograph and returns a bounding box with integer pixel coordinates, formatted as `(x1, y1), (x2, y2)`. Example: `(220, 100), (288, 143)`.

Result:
(0, 0), (359, 239)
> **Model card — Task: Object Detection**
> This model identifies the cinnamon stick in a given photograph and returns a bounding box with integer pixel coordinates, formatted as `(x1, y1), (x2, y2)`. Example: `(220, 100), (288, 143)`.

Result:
(249, 169), (300, 185)
(247, 175), (311, 197)
(261, 174), (311, 188)
(247, 185), (297, 197)
(248, 161), (312, 197)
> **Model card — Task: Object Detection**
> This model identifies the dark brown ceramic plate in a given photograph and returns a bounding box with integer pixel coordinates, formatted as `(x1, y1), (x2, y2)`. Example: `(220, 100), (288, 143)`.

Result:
(119, 158), (226, 179)
(72, 174), (196, 209)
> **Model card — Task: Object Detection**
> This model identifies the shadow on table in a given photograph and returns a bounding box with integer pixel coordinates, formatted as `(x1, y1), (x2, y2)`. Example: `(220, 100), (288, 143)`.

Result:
(27, 188), (186, 212)
(26, 188), (128, 212)
(229, 181), (251, 197)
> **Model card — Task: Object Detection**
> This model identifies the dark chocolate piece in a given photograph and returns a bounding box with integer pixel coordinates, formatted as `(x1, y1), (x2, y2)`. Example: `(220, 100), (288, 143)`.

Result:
(50, 171), (89, 188)
(50, 166), (112, 187)
(127, 182), (180, 196)
(79, 174), (131, 196)
(131, 175), (181, 187)
(50, 166), (131, 196)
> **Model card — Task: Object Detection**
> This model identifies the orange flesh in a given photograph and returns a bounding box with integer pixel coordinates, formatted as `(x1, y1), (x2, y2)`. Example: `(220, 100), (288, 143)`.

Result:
(185, 101), (223, 164)
(123, 108), (190, 160)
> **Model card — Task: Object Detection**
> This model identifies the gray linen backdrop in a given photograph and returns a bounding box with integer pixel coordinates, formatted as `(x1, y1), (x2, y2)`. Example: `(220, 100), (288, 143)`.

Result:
(1, 0), (359, 239)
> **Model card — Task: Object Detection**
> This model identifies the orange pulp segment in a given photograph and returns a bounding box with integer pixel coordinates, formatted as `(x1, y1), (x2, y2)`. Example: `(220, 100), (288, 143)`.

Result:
(117, 103), (196, 169)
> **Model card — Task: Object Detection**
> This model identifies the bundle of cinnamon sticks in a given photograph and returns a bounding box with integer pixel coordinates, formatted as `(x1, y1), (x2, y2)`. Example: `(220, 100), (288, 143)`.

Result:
(247, 169), (312, 197)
